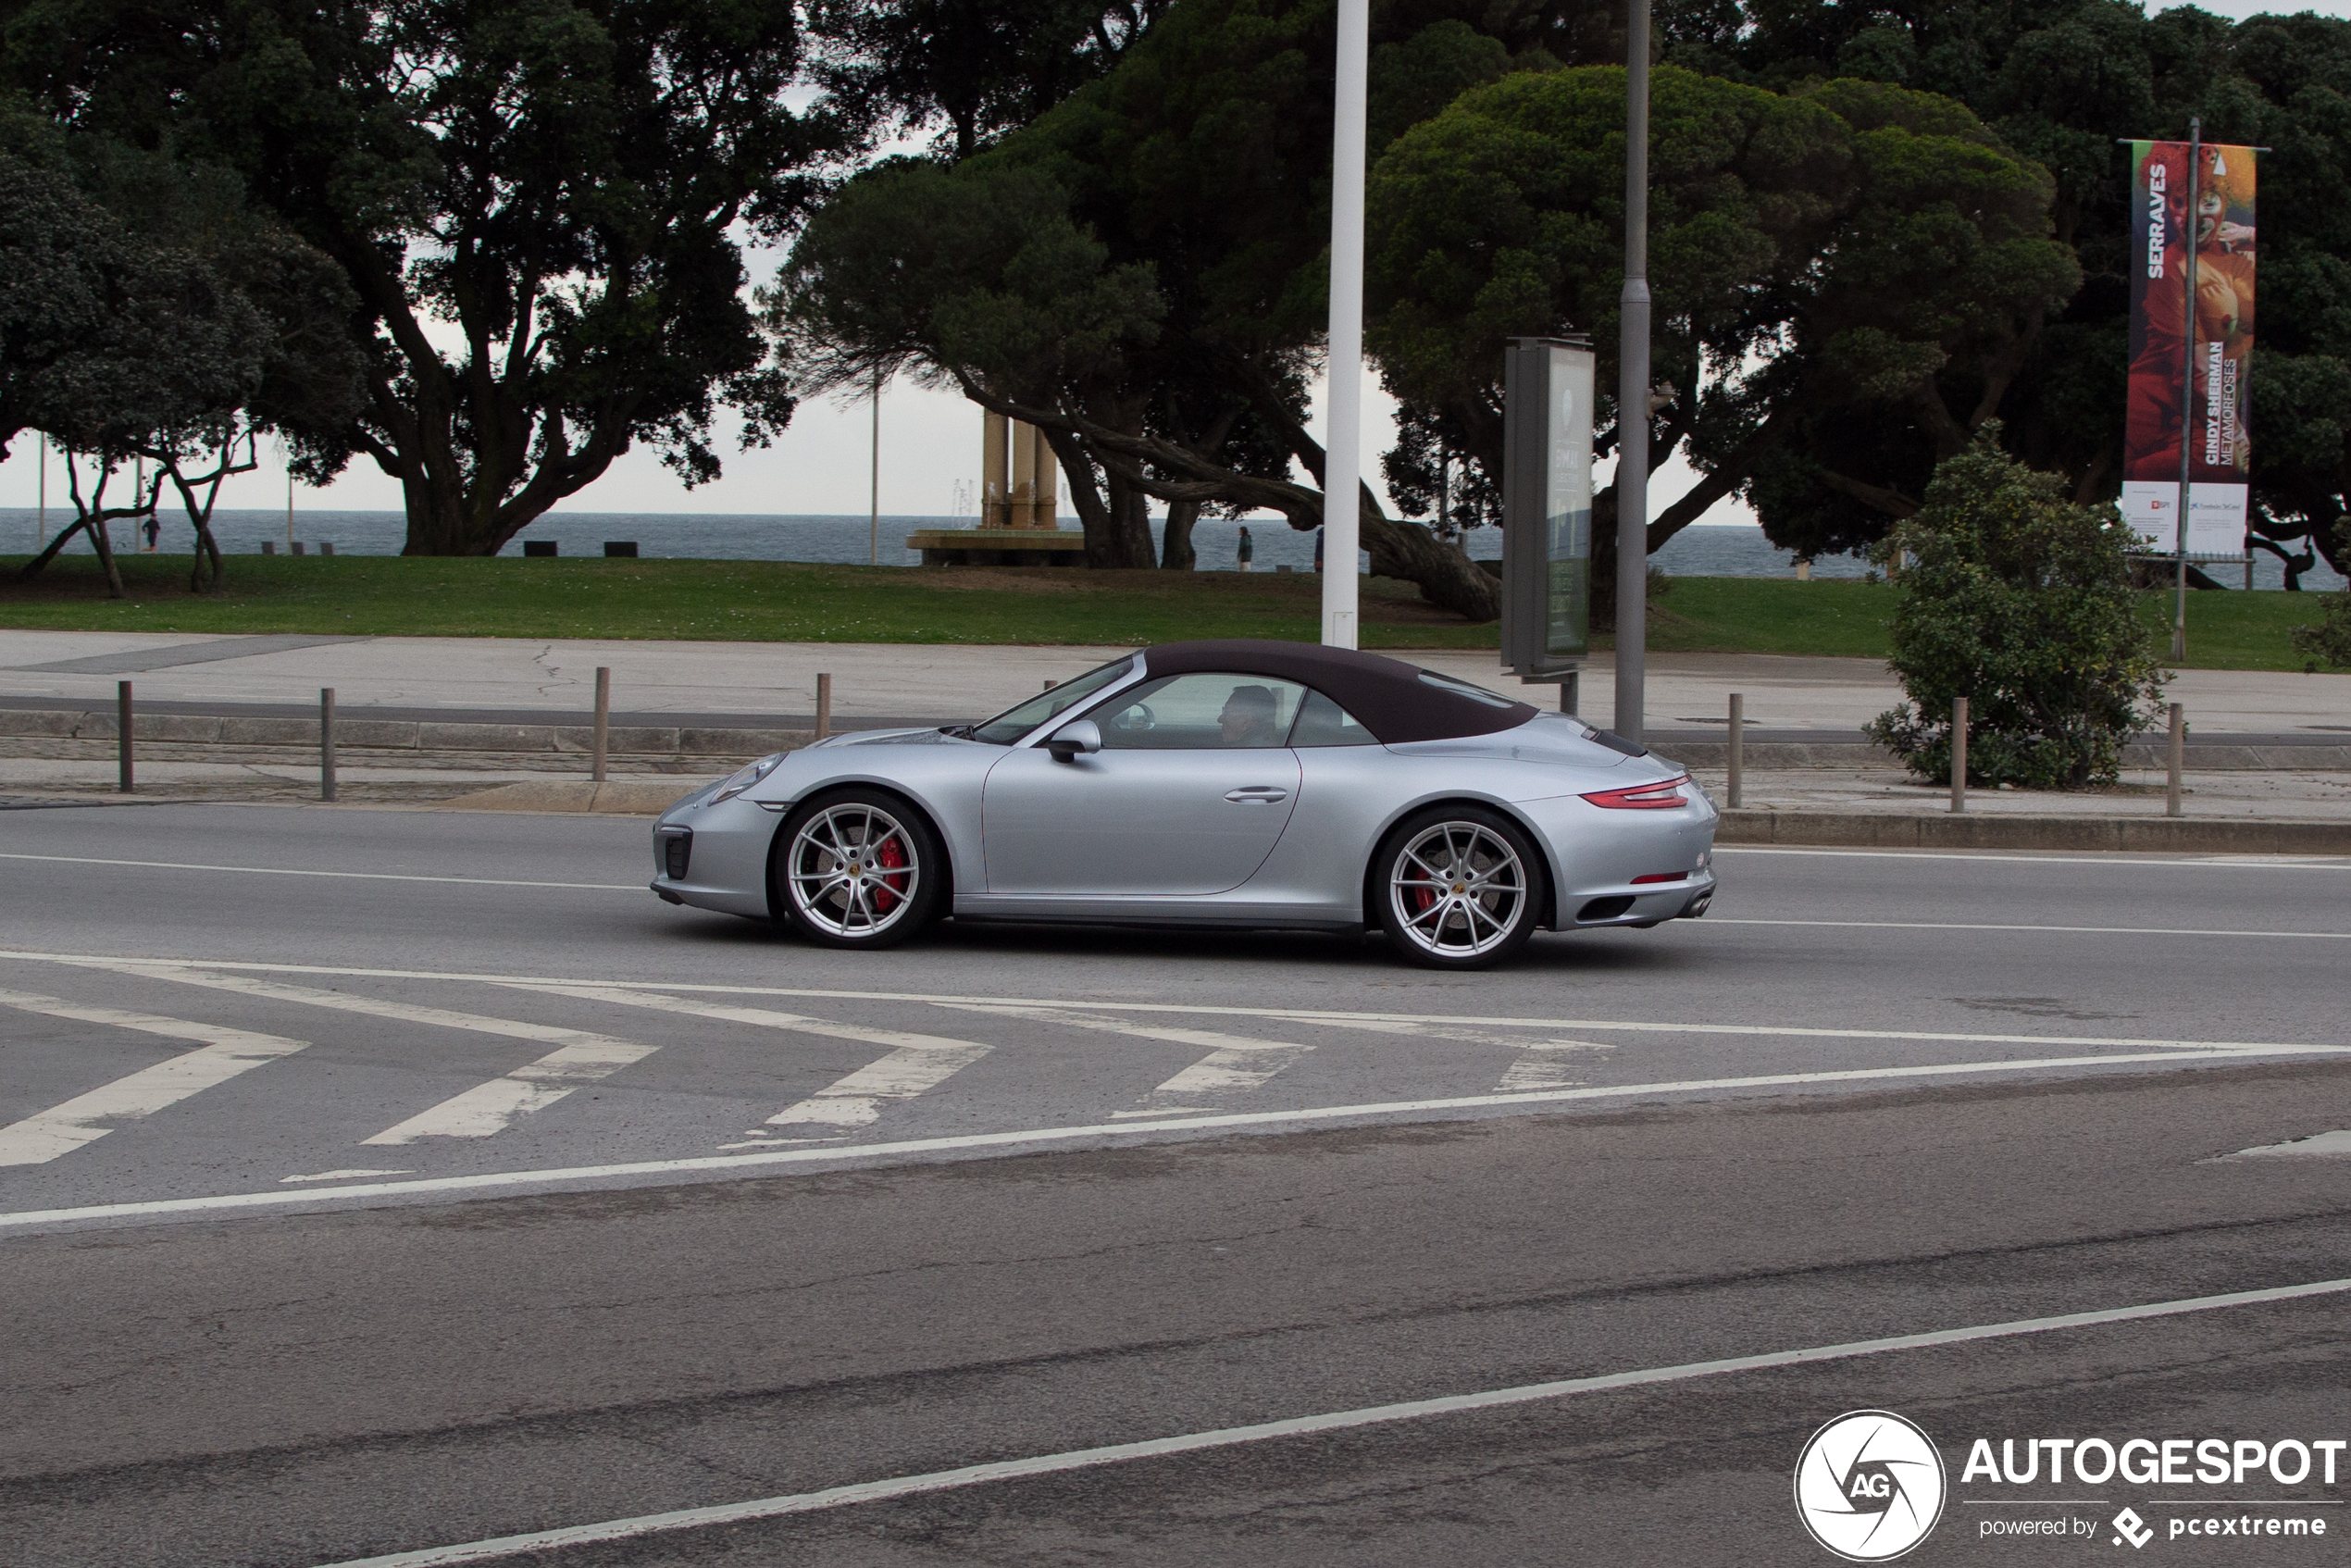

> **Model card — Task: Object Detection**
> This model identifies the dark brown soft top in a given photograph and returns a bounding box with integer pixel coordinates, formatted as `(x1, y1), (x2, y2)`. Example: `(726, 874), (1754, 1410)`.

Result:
(1141, 640), (1536, 744)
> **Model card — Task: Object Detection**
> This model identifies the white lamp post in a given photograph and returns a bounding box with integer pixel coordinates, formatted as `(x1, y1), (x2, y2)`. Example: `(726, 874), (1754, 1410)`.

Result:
(1321, 0), (1369, 649)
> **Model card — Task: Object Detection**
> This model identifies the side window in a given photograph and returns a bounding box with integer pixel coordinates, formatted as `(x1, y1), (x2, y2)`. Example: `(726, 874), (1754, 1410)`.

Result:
(1090, 673), (1306, 749)
(1288, 689), (1377, 748)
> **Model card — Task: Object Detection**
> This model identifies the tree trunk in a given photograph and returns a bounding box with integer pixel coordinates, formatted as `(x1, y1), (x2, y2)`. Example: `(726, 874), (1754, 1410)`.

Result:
(1358, 510), (1496, 620)
(87, 510), (126, 598)
(1093, 469), (1155, 567)
(1161, 501), (1200, 568)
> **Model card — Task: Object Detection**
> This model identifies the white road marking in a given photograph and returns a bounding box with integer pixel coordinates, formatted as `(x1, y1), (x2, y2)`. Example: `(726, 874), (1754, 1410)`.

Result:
(0, 851), (636, 890)
(2228, 1130), (2351, 1158)
(1, 950), (2336, 1056)
(282, 1169), (411, 1183)
(7, 1041), (2339, 1231)
(940, 1002), (1312, 1103)
(486, 983), (995, 1131)
(310, 1274), (2351, 1568)
(1268, 1014), (1615, 1092)
(1713, 917), (2351, 940)
(1715, 846), (2351, 871)
(50, 964), (661, 1143)
(0, 987), (309, 1165)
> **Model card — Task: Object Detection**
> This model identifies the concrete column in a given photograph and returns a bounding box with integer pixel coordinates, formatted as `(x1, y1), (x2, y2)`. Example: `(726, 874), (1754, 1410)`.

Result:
(982, 410), (1009, 529)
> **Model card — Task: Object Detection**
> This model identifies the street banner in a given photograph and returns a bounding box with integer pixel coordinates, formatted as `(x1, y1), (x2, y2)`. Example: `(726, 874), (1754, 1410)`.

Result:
(2122, 138), (2257, 555)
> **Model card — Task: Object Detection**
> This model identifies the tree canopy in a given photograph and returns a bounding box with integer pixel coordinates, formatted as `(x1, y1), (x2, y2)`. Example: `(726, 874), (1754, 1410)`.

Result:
(1675, 1), (2351, 579)
(4, 0), (846, 556)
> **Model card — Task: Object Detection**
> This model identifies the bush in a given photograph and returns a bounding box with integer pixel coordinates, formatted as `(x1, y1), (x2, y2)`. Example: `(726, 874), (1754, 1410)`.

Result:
(2289, 526), (2351, 672)
(1865, 429), (2166, 788)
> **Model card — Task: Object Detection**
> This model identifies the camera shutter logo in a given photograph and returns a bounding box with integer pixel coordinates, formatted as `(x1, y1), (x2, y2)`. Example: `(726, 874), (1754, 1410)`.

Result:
(1794, 1410), (1947, 1562)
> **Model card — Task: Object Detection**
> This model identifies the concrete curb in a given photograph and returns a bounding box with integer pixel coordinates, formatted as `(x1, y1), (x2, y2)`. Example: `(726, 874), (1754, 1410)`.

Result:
(428, 780), (704, 815)
(1718, 809), (2351, 855)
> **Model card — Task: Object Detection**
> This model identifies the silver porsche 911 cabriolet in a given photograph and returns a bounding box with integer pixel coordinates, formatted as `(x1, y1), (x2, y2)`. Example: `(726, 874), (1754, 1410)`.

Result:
(649, 640), (1717, 968)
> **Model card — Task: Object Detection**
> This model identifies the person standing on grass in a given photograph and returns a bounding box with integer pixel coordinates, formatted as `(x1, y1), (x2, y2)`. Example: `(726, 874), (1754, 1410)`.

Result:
(1238, 526), (1253, 571)
(1313, 527), (1324, 573)
(143, 516), (159, 552)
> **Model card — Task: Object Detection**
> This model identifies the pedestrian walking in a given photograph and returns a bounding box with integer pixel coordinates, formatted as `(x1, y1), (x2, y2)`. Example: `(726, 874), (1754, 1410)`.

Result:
(143, 516), (159, 553)
(1237, 526), (1253, 572)
(1313, 526), (1324, 573)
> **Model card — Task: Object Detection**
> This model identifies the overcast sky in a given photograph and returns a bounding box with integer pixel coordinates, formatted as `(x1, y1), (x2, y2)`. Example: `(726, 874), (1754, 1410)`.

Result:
(2, 0), (2337, 528)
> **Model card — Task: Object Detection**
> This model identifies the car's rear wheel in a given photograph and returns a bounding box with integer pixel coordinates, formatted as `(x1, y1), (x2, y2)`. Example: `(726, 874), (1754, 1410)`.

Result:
(772, 790), (943, 949)
(1375, 806), (1545, 969)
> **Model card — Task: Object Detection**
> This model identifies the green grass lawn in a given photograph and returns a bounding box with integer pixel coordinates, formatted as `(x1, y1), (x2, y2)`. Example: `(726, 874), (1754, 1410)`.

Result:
(0, 553), (2336, 668)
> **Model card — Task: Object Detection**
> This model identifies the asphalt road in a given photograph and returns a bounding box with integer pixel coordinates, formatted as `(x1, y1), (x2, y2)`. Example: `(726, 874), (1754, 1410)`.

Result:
(2, 803), (2347, 1567)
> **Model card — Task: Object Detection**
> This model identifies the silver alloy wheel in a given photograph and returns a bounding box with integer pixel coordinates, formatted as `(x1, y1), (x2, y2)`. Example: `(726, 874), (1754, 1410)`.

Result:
(1387, 820), (1528, 960)
(786, 802), (923, 940)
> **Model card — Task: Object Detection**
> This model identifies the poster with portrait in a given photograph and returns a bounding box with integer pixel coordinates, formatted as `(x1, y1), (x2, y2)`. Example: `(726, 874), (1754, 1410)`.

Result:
(2122, 139), (2256, 556)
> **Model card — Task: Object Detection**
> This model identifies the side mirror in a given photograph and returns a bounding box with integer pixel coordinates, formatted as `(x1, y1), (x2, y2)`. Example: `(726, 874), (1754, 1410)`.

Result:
(1044, 719), (1102, 764)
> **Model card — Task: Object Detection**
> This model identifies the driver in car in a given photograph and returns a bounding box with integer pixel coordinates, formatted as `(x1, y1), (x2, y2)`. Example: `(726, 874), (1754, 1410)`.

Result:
(1219, 685), (1285, 747)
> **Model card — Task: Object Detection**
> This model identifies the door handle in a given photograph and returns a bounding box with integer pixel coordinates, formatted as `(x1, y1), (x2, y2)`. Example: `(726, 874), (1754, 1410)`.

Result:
(1225, 787), (1288, 803)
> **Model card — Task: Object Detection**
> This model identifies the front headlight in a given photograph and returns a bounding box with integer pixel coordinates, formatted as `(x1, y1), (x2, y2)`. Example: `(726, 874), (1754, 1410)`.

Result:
(711, 753), (786, 804)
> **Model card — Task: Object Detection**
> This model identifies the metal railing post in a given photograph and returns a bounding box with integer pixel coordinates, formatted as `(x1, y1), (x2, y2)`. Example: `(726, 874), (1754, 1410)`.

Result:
(591, 666), (611, 783)
(2167, 701), (2185, 818)
(320, 688), (337, 803)
(1949, 695), (1969, 814)
(1726, 692), (1744, 809)
(118, 681), (133, 793)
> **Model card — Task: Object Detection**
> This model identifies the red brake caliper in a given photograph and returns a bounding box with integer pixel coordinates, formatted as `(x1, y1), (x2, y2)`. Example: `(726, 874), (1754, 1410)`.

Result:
(873, 836), (907, 914)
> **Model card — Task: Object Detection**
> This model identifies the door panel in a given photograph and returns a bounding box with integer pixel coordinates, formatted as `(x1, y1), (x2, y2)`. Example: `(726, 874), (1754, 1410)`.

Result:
(981, 747), (1301, 896)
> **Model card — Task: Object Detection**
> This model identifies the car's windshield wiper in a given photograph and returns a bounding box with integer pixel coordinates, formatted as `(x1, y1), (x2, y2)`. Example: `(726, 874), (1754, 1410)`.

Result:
(937, 724), (977, 740)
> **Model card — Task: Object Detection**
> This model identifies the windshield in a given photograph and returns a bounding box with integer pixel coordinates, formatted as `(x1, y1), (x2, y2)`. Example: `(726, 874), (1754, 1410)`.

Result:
(969, 655), (1138, 745)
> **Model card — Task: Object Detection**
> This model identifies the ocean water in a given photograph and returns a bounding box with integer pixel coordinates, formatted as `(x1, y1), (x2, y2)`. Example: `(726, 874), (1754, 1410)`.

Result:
(6, 509), (2343, 591)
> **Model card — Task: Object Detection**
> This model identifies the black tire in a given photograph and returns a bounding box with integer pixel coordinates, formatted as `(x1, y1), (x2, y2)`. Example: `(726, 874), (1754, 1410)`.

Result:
(1371, 804), (1547, 969)
(770, 788), (945, 949)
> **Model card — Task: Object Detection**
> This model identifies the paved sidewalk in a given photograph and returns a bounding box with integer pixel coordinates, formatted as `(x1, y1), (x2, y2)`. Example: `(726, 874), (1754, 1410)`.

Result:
(3, 629), (2346, 736)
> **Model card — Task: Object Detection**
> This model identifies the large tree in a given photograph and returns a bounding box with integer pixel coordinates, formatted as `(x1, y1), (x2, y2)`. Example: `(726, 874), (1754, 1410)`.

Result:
(1364, 65), (2080, 604)
(774, 0), (1577, 617)
(1679, 1), (2351, 581)
(4, 0), (848, 555)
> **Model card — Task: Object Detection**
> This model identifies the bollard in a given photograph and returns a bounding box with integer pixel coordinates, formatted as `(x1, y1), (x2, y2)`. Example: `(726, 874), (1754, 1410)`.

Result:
(591, 666), (611, 783)
(815, 673), (832, 740)
(2167, 701), (2185, 818)
(1726, 692), (1744, 809)
(320, 688), (338, 802)
(118, 680), (133, 793)
(1949, 695), (1969, 814)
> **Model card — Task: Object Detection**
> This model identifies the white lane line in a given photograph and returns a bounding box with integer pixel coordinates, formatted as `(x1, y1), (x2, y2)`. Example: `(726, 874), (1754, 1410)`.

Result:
(8, 1042), (2338, 1232)
(59, 964), (660, 1143)
(488, 983), (995, 1130)
(1713, 917), (2351, 940)
(0, 988), (309, 1165)
(311, 1273), (2351, 1568)
(283, 1169), (412, 1184)
(0, 852), (637, 890)
(1715, 847), (2351, 871)
(2228, 1130), (2351, 1158)
(0, 952), (2339, 1057)
(1262, 1014), (1615, 1093)
(939, 1002), (1312, 1102)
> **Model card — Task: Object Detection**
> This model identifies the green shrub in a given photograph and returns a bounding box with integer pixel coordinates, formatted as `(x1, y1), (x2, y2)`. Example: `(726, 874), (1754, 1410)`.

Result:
(1865, 429), (2166, 788)
(2289, 526), (2351, 672)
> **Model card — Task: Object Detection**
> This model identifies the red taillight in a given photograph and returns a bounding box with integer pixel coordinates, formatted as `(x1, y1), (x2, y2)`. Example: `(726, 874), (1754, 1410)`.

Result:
(1630, 871), (1687, 884)
(1581, 774), (1691, 810)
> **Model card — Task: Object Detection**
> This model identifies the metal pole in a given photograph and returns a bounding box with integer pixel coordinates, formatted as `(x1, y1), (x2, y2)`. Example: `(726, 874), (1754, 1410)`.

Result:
(287, 442), (296, 552)
(36, 435), (44, 551)
(591, 666), (611, 783)
(1949, 695), (1968, 814)
(118, 680), (133, 793)
(1320, 0), (1369, 650)
(2174, 118), (2199, 663)
(869, 366), (882, 567)
(815, 672), (832, 741)
(2166, 701), (2185, 817)
(1613, 0), (1652, 744)
(320, 688), (337, 802)
(1726, 692), (1744, 809)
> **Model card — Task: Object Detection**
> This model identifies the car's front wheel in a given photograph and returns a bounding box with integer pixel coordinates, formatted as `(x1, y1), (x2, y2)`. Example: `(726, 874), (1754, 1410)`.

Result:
(1374, 806), (1545, 969)
(772, 790), (943, 949)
